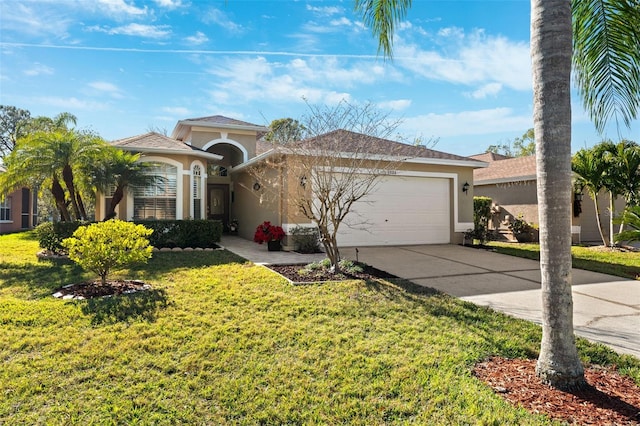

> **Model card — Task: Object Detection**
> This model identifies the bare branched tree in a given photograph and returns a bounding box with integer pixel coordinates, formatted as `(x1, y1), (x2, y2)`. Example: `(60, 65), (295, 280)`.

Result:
(250, 100), (414, 273)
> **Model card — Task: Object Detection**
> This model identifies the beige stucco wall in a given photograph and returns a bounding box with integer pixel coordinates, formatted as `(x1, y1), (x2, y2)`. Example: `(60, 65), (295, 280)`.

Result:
(579, 190), (627, 244)
(234, 155), (477, 245)
(188, 128), (258, 161)
(475, 180), (539, 230)
(474, 181), (628, 245)
(232, 167), (281, 241)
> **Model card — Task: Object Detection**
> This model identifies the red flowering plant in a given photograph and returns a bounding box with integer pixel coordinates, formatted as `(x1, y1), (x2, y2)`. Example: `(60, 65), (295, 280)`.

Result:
(253, 221), (286, 244)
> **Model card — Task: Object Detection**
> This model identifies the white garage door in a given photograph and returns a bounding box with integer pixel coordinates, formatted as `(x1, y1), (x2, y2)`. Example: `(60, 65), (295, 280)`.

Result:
(336, 175), (451, 246)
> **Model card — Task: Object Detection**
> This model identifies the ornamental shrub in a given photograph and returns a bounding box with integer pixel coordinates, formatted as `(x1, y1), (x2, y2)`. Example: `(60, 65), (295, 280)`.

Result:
(253, 221), (285, 244)
(62, 220), (153, 285)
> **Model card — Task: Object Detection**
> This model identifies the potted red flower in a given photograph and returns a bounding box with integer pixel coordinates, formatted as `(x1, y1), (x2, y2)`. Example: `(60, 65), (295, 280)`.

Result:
(253, 221), (286, 251)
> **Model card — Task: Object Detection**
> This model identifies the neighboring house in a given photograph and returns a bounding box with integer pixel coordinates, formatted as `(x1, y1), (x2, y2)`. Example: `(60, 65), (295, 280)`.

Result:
(471, 153), (625, 244)
(97, 115), (486, 247)
(0, 165), (38, 235)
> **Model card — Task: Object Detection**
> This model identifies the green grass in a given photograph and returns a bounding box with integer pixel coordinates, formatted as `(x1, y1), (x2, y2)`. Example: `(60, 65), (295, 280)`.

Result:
(487, 241), (640, 280)
(1, 231), (639, 425)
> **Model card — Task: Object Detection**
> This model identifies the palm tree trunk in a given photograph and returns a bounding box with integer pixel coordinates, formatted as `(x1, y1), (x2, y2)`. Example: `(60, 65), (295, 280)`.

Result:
(76, 192), (88, 221)
(531, 0), (585, 390)
(591, 192), (609, 246)
(609, 191), (615, 246)
(62, 165), (81, 220)
(105, 185), (125, 220)
(51, 177), (71, 222)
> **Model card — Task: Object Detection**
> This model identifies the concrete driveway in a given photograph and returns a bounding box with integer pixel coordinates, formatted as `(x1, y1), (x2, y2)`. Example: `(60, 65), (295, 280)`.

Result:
(342, 245), (640, 359)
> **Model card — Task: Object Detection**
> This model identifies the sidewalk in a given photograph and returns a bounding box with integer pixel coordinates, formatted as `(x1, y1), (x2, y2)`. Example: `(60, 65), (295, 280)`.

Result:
(220, 235), (326, 265)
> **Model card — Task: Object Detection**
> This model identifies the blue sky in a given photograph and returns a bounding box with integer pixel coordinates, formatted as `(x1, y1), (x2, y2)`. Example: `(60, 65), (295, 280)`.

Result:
(1, 0), (637, 156)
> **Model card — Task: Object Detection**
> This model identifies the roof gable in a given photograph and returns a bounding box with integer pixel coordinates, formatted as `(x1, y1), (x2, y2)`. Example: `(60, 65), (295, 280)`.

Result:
(111, 132), (222, 160)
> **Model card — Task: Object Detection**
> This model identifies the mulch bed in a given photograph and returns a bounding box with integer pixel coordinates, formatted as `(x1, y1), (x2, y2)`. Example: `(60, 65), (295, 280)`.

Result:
(474, 357), (640, 425)
(266, 263), (397, 283)
(52, 280), (151, 300)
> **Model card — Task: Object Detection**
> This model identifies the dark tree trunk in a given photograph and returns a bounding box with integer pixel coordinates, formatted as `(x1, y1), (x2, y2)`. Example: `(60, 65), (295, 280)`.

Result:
(51, 177), (71, 222)
(62, 165), (81, 220)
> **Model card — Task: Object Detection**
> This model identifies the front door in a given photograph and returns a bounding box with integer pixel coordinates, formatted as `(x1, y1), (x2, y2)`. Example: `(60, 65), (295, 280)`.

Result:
(207, 184), (229, 225)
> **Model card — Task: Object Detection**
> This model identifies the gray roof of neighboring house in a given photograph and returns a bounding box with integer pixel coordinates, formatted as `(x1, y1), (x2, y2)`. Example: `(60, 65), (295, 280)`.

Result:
(172, 115), (268, 141)
(111, 132), (223, 161)
(245, 129), (486, 170)
(473, 154), (537, 184)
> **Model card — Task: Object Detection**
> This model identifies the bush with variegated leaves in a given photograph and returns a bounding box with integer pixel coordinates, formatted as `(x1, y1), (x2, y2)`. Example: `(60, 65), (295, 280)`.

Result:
(62, 219), (153, 285)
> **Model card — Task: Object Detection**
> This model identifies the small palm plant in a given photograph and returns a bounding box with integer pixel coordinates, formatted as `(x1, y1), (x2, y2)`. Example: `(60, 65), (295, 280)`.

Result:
(614, 206), (640, 244)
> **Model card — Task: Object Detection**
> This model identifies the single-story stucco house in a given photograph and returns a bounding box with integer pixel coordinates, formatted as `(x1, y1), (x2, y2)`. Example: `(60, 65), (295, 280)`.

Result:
(0, 165), (38, 235)
(97, 115), (486, 248)
(471, 152), (625, 244)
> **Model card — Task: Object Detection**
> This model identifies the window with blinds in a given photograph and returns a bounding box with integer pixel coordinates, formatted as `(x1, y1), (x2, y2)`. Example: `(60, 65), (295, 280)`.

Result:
(133, 163), (177, 220)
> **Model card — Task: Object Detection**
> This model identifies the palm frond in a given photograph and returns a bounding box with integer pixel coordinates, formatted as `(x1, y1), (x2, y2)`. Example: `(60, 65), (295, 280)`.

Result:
(572, 0), (640, 132)
(354, 0), (412, 58)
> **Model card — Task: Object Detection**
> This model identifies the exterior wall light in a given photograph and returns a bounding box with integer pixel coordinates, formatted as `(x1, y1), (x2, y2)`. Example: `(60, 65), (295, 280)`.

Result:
(462, 181), (470, 194)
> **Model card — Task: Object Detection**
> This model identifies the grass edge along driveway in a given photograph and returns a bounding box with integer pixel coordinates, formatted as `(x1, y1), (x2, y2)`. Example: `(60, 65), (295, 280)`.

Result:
(488, 241), (640, 281)
(1, 231), (638, 425)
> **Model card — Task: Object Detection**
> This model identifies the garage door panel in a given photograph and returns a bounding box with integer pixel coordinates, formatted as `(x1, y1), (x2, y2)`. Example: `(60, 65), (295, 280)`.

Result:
(336, 175), (451, 246)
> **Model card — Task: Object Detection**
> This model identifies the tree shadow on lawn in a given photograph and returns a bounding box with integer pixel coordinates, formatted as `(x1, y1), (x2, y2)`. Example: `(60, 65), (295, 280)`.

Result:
(0, 259), (85, 299)
(127, 249), (247, 280)
(80, 288), (171, 325)
(362, 277), (541, 360)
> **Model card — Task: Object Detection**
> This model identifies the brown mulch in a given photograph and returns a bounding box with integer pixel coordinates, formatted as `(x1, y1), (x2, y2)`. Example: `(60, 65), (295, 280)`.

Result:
(474, 357), (640, 425)
(266, 263), (397, 283)
(52, 280), (151, 300)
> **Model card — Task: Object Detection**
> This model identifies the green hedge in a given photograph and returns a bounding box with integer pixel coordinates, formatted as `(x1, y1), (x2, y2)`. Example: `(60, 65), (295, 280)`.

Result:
(35, 221), (88, 253)
(36, 219), (223, 251)
(133, 219), (222, 248)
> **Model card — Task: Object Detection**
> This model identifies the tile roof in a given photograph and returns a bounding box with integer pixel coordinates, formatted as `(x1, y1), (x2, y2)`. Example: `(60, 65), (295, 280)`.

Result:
(473, 155), (537, 184)
(181, 115), (264, 128)
(111, 132), (221, 160)
(297, 129), (476, 162)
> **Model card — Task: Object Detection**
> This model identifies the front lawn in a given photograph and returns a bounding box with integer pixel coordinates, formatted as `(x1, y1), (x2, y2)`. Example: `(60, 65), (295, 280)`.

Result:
(487, 241), (640, 280)
(1, 232), (638, 425)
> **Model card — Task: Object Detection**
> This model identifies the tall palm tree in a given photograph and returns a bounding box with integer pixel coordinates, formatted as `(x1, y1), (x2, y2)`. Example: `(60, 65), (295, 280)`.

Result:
(572, 146), (611, 246)
(530, 0), (586, 389)
(0, 128), (106, 221)
(90, 148), (161, 221)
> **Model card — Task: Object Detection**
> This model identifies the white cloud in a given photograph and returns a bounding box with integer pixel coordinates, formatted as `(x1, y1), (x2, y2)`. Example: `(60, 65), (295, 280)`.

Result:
(24, 63), (54, 76)
(202, 56), (400, 108)
(402, 108), (532, 138)
(34, 96), (110, 111)
(98, 0), (148, 16)
(153, 0), (184, 10)
(87, 81), (125, 99)
(1, 4), (72, 38)
(394, 29), (531, 91)
(89, 23), (171, 38)
(161, 106), (190, 116)
(377, 99), (412, 111)
(185, 31), (208, 45)
(203, 8), (243, 34)
(306, 5), (344, 16)
(465, 83), (503, 99)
